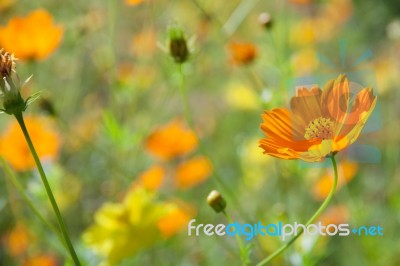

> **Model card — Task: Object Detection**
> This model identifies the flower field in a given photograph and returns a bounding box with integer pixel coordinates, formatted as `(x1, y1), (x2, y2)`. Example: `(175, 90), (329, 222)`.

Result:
(0, 0), (399, 265)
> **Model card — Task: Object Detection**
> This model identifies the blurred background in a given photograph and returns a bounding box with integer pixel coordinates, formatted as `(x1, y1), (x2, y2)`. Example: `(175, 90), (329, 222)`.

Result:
(0, 0), (399, 265)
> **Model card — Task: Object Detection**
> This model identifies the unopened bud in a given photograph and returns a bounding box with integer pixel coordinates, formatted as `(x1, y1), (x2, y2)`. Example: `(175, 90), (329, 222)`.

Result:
(258, 12), (273, 29)
(207, 190), (226, 213)
(168, 26), (189, 63)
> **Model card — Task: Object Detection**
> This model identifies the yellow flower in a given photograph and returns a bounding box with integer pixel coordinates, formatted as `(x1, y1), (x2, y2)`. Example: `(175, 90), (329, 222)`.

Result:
(0, 9), (63, 60)
(290, 48), (319, 76)
(125, 0), (143, 6)
(224, 83), (260, 110)
(259, 75), (377, 162)
(0, 116), (61, 171)
(145, 119), (198, 160)
(83, 187), (189, 265)
(0, 0), (14, 11)
(130, 28), (157, 57)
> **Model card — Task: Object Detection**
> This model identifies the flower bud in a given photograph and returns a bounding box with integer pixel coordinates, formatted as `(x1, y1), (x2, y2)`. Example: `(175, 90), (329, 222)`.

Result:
(207, 190), (226, 213)
(168, 26), (189, 63)
(0, 48), (29, 115)
(258, 12), (273, 29)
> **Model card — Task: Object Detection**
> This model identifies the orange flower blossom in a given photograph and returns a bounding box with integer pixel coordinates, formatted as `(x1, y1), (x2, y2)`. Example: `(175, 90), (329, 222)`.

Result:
(259, 75), (377, 162)
(0, 116), (61, 171)
(145, 119), (197, 160)
(0, 9), (63, 60)
(228, 41), (257, 66)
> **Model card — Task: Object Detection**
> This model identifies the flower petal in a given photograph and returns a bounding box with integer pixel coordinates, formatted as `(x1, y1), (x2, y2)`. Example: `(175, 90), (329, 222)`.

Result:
(260, 108), (304, 142)
(335, 90), (377, 149)
(299, 139), (338, 162)
(290, 86), (323, 128)
(321, 75), (350, 133)
(259, 138), (313, 160)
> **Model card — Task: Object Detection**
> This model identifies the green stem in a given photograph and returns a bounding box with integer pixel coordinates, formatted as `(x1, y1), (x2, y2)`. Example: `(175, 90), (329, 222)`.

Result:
(0, 158), (65, 246)
(256, 155), (339, 266)
(223, 210), (247, 266)
(177, 63), (193, 127)
(176, 64), (251, 221)
(14, 112), (82, 266)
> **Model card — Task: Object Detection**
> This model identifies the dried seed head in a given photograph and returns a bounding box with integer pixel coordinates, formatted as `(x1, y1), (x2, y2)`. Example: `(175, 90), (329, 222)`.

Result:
(0, 48), (16, 78)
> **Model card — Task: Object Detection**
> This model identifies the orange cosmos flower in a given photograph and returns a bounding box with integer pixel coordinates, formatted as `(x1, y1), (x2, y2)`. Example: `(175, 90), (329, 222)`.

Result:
(157, 204), (192, 238)
(289, 0), (313, 5)
(23, 254), (58, 266)
(0, 116), (61, 171)
(145, 119), (198, 160)
(134, 164), (165, 191)
(313, 160), (358, 200)
(3, 223), (30, 256)
(228, 42), (257, 66)
(0, 9), (63, 60)
(318, 205), (349, 227)
(259, 75), (377, 162)
(175, 156), (212, 189)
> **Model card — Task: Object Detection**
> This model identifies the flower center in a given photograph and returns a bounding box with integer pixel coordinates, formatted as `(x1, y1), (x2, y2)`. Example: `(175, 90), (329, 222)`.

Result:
(304, 117), (335, 140)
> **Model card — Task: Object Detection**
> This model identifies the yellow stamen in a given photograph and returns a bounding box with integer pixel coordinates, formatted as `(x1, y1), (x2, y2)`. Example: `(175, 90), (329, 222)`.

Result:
(304, 117), (334, 140)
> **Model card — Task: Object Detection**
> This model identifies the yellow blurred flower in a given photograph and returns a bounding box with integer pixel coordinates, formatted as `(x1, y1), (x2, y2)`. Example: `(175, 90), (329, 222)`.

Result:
(312, 160), (358, 200)
(130, 28), (157, 57)
(225, 83), (259, 110)
(290, 48), (319, 76)
(322, 0), (353, 25)
(0, 0), (14, 11)
(66, 109), (102, 151)
(145, 119), (198, 160)
(0, 9), (63, 60)
(0, 116), (61, 171)
(175, 156), (212, 189)
(23, 254), (58, 266)
(290, 19), (316, 47)
(290, 18), (338, 47)
(125, 0), (143, 6)
(228, 42), (257, 66)
(83, 187), (189, 265)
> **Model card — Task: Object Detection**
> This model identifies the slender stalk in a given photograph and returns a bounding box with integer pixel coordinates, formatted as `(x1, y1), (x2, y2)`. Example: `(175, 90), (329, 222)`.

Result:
(14, 112), (81, 266)
(223, 210), (248, 266)
(176, 64), (251, 221)
(177, 64), (193, 127)
(256, 155), (339, 266)
(0, 158), (65, 246)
